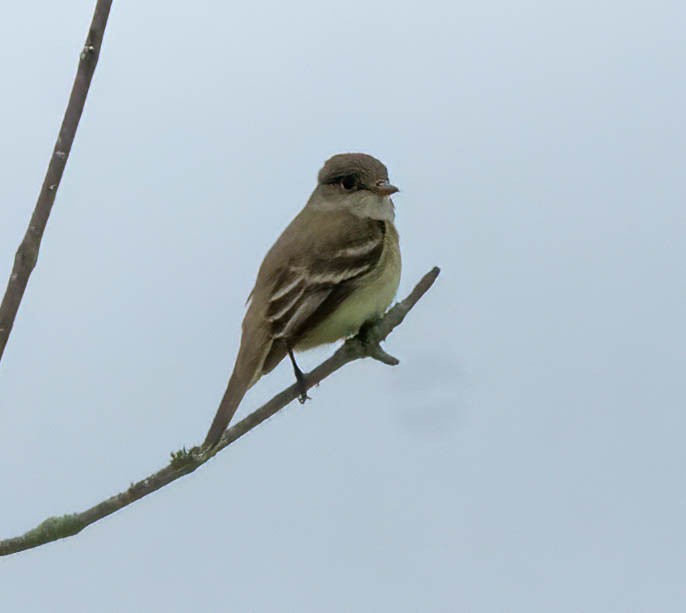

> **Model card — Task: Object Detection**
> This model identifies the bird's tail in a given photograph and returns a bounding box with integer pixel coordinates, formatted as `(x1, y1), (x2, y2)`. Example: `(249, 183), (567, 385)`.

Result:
(203, 326), (274, 448)
(203, 320), (282, 448)
(203, 365), (252, 448)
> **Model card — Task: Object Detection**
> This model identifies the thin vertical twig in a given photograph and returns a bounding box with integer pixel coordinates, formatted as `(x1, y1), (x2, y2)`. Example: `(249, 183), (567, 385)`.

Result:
(0, 0), (113, 363)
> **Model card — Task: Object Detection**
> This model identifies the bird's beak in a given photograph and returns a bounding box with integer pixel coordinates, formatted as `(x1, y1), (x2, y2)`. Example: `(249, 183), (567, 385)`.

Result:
(374, 181), (399, 197)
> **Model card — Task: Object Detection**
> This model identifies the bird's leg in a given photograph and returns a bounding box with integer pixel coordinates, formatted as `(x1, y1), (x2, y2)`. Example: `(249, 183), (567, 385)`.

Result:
(287, 346), (310, 404)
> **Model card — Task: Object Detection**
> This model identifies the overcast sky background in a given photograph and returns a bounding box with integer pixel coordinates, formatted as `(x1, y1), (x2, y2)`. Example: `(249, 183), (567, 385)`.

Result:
(1, 1), (685, 611)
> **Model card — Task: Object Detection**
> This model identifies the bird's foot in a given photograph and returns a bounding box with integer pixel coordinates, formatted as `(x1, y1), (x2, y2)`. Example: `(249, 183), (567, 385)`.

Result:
(287, 346), (311, 404)
(294, 369), (311, 404)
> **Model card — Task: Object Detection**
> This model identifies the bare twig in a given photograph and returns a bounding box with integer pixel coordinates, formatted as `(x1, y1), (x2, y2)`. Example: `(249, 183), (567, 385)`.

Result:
(0, 0), (113, 363)
(0, 267), (440, 557)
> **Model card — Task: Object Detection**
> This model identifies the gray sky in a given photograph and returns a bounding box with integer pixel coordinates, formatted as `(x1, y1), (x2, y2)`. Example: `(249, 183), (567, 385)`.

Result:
(1, 1), (685, 611)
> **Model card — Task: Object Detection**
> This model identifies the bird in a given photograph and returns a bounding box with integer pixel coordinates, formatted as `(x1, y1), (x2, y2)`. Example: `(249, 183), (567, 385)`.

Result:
(203, 152), (401, 448)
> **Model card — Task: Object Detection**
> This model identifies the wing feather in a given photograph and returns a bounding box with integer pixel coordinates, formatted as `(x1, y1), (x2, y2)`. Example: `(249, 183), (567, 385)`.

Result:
(265, 218), (386, 343)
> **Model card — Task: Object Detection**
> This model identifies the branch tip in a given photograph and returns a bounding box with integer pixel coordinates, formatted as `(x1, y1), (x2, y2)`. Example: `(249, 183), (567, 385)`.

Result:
(366, 343), (400, 365)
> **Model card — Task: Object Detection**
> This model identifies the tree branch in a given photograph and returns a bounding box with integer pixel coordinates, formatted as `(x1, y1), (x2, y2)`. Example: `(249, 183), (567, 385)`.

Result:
(0, 267), (440, 557)
(0, 0), (113, 363)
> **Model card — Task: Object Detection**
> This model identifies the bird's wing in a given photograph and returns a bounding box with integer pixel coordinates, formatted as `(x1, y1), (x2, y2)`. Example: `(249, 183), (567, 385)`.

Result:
(264, 213), (387, 342)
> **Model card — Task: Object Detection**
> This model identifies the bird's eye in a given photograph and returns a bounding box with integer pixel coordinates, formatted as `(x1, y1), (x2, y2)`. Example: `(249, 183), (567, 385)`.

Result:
(339, 175), (357, 191)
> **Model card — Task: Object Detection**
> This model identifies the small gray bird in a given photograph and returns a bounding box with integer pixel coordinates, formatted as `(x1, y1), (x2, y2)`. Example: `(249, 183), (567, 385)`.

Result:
(204, 153), (401, 448)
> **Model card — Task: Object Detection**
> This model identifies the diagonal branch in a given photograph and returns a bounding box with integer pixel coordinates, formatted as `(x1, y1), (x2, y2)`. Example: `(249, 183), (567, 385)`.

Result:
(0, 267), (440, 557)
(0, 0), (113, 364)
